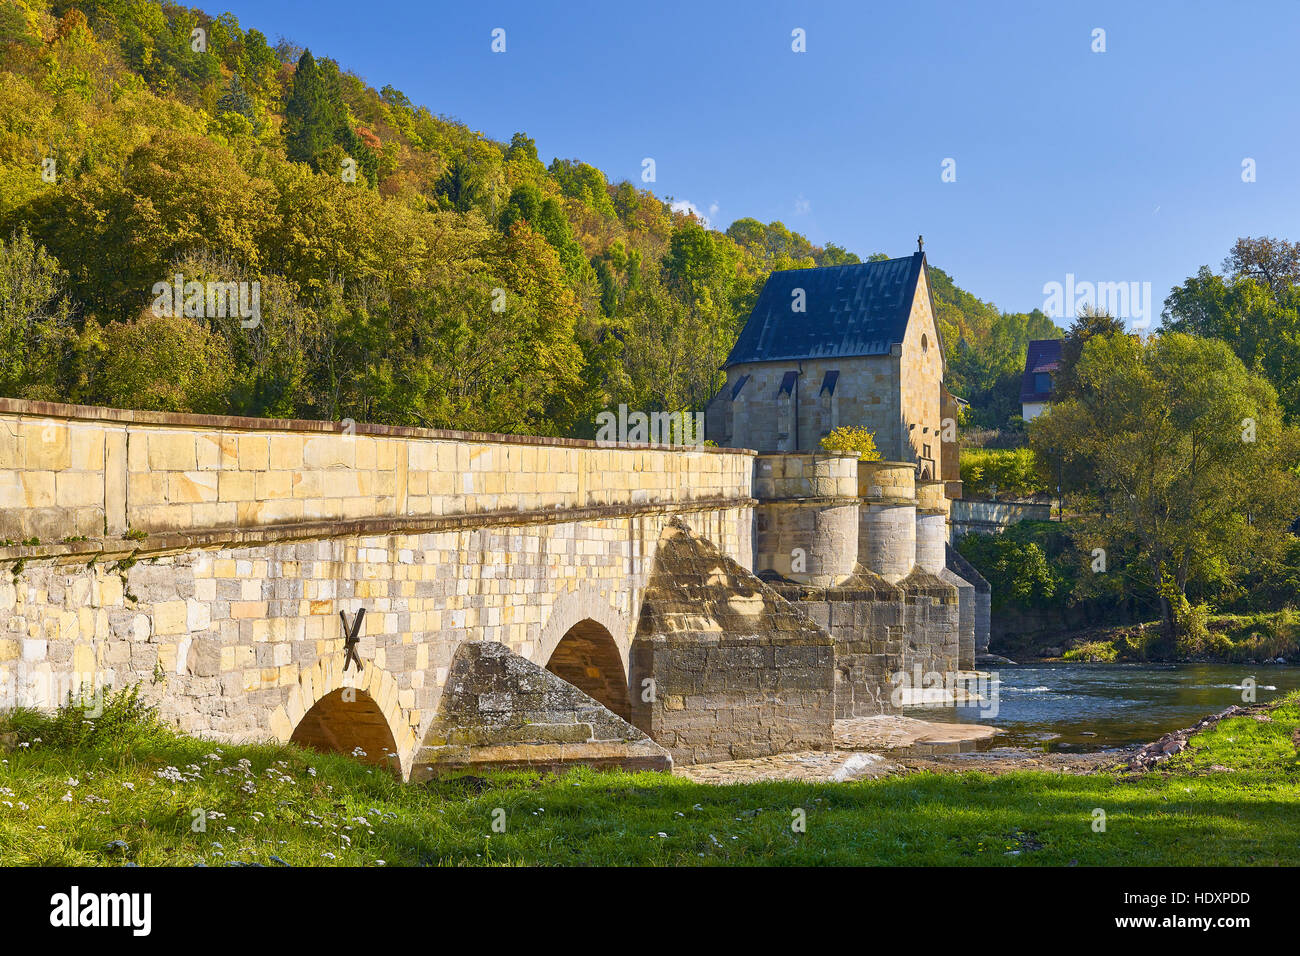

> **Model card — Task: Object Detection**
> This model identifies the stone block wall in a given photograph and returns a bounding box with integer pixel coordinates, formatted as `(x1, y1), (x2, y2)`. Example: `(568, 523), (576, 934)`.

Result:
(898, 268), (945, 470)
(629, 520), (835, 764)
(899, 568), (961, 678)
(768, 570), (905, 718)
(0, 505), (752, 760)
(946, 543), (992, 655)
(949, 499), (1053, 540)
(0, 398), (753, 542)
(705, 355), (906, 459)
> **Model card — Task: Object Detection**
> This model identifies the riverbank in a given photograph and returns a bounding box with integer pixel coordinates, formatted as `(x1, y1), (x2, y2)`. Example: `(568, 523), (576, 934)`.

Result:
(994, 609), (1300, 665)
(2, 691), (1298, 865)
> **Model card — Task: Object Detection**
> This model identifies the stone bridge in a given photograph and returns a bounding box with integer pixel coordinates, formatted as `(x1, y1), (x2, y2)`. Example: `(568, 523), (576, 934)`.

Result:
(0, 399), (758, 777)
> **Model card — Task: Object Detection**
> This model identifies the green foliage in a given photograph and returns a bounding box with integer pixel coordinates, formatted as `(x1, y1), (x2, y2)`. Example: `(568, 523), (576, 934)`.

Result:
(0, 0), (1059, 443)
(956, 528), (1063, 611)
(283, 51), (339, 168)
(1061, 640), (1118, 662)
(820, 425), (881, 460)
(1, 684), (169, 752)
(1164, 258), (1300, 423)
(1054, 306), (1126, 403)
(0, 228), (75, 399)
(1159, 574), (1215, 658)
(927, 264), (1061, 427)
(90, 310), (235, 413)
(958, 448), (1049, 499)
(1031, 331), (1300, 637)
(1212, 609), (1300, 661)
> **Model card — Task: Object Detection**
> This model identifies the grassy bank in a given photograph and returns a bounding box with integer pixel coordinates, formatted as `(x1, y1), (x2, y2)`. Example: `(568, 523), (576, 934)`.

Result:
(1056, 610), (1300, 663)
(2, 690), (1298, 866)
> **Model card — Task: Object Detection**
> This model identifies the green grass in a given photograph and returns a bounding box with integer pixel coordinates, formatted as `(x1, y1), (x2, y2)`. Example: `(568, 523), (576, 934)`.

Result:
(1062, 640), (1120, 662)
(1047, 610), (1300, 663)
(2, 690), (1298, 866)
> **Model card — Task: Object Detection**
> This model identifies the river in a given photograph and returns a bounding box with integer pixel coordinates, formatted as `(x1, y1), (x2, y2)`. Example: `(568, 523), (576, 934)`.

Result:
(904, 662), (1300, 752)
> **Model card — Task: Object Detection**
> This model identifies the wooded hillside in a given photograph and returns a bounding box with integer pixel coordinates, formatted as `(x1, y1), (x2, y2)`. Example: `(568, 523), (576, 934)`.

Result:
(0, 0), (1055, 434)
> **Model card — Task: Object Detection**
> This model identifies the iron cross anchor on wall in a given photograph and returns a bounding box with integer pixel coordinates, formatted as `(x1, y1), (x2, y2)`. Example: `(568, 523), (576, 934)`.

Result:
(339, 608), (366, 672)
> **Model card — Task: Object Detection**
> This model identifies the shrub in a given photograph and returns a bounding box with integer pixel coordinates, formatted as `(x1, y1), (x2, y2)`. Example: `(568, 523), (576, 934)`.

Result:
(1160, 574), (1214, 657)
(820, 425), (881, 461)
(90, 311), (235, 414)
(1, 684), (171, 752)
(1117, 623), (1160, 661)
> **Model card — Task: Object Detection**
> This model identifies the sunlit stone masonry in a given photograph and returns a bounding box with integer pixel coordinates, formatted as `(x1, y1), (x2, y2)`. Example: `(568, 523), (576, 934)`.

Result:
(1, 250), (990, 779)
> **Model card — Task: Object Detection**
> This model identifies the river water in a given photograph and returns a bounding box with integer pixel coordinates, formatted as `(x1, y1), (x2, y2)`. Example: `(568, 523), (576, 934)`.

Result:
(904, 662), (1300, 752)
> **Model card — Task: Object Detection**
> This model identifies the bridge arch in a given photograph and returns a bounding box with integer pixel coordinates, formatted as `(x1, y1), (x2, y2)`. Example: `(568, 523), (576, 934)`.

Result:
(536, 587), (633, 720)
(290, 688), (399, 769)
(545, 618), (631, 720)
(536, 586), (632, 664)
(278, 657), (413, 776)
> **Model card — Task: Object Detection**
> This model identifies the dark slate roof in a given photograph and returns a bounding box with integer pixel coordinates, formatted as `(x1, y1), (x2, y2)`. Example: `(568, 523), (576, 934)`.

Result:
(1020, 338), (1064, 403)
(724, 253), (927, 367)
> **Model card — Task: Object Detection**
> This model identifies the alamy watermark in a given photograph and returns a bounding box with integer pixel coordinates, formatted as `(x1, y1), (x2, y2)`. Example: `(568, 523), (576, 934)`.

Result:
(890, 665), (1000, 717)
(151, 275), (261, 329)
(1042, 274), (1153, 329)
(595, 404), (704, 447)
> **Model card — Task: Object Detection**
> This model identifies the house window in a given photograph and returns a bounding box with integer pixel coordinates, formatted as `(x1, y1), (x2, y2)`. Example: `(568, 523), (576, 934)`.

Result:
(921, 334), (929, 352)
(1035, 372), (1053, 394)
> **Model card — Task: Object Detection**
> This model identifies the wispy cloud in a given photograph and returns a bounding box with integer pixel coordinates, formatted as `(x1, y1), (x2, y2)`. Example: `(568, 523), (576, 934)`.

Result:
(670, 198), (710, 227)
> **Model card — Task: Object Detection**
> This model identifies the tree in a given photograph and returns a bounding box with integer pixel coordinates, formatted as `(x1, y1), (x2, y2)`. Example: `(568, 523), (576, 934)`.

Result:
(0, 230), (75, 400)
(1031, 331), (1300, 643)
(284, 51), (344, 170)
(499, 182), (587, 280)
(1223, 236), (1300, 295)
(15, 131), (275, 322)
(90, 311), (235, 414)
(436, 154), (481, 213)
(956, 530), (1062, 611)
(1164, 259), (1300, 423)
(216, 73), (256, 126)
(1053, 305), (1126, 401)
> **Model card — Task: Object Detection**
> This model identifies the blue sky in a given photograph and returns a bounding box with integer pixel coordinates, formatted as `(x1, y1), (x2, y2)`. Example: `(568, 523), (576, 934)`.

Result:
(219, 0), (1300, 322)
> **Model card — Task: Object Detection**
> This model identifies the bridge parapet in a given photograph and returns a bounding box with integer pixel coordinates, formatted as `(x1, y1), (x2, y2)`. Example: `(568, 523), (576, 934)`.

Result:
(0, 399), (754, 545)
